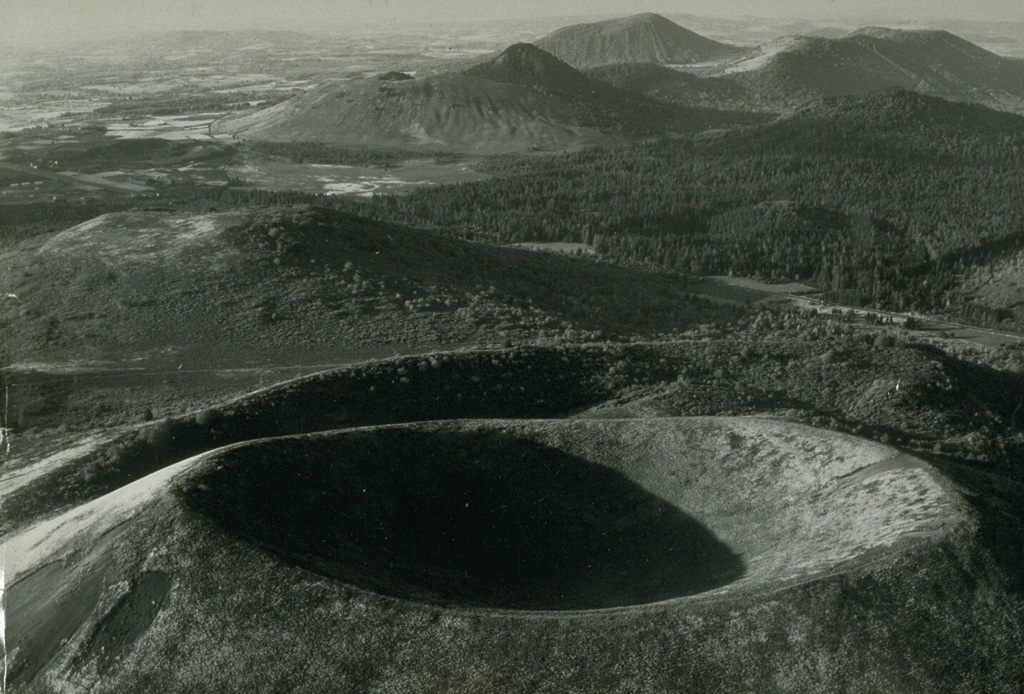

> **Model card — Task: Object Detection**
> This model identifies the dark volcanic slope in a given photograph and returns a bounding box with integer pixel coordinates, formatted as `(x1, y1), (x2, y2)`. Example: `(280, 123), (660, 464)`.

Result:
(793, 86), (1024, 130)
(732, 88), (1024, 152)
(215, 44), (641, 153)
(463, 43), (749, 131)
(586, 63), (759, 111)
(718, 28), (1024, 112)
(535, 12), (742, 69)
(464, 42), (603, 95)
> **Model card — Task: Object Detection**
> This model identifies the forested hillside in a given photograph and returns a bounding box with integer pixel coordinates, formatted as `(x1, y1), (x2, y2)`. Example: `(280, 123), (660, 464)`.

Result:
(331, 90), (1024, 328)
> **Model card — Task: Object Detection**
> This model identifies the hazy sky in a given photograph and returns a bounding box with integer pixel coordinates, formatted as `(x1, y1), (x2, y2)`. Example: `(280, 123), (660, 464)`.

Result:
(4, 0), (1024, 46)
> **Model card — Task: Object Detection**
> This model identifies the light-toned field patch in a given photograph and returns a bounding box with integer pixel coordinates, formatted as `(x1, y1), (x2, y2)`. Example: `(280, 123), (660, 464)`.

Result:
(507, 242), (596, 255)
(38, 212), (245, 266)
(103, 114), (229, 141)
(227, 159), (488, 197)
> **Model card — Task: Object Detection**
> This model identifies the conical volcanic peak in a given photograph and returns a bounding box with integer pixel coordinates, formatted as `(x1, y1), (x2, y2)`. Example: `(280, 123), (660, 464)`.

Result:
(535, 12), (742, 69)
(464, 42), (599, 94)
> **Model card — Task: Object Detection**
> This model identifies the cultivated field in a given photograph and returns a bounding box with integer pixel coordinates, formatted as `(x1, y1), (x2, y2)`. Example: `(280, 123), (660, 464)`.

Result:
(226, 158), (489, 197)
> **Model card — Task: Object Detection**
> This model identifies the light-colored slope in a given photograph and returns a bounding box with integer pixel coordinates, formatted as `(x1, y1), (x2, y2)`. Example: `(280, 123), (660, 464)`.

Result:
(718, 36), (819, 75)
(585, 63), (755, 111)
(561, 418), (963, 586)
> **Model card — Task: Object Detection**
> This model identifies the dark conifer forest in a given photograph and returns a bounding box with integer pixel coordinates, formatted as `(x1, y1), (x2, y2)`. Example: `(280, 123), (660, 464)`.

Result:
(321, 91), (1024, 327)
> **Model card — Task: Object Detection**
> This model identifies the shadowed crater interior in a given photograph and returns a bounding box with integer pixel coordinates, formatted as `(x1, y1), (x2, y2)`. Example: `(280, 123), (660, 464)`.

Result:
(179, 428), (744, 610)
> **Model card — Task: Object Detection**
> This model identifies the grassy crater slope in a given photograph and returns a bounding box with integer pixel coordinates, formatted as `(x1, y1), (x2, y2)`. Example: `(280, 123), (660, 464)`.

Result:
(2, 345), (635, 533)
(10, 416), (1010, 694)
(7, 327), (1024, 536)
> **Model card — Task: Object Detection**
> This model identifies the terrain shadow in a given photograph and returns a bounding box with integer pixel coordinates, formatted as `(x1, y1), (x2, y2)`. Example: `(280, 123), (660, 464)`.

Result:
(179, 428), (744, 610)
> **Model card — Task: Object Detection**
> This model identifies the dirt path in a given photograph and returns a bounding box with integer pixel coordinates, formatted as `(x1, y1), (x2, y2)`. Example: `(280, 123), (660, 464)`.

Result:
(690, 275), (1024, 348)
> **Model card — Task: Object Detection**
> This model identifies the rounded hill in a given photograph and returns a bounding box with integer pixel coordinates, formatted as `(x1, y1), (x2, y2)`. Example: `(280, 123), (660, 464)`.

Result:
(786, 88), (1024, 131)
(586, 62), (753, 110)
(743, 88), (1024, 152)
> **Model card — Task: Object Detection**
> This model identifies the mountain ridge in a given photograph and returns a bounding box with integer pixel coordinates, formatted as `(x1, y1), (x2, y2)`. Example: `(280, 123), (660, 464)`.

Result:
(1, 205), (741, 362)
(586, 62), (762, 111)
(214, 42), (763, 153)
(715, 26), (1024, 113)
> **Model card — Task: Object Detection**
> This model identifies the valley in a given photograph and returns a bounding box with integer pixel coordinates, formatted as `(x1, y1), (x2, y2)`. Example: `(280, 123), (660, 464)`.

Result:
(3, 8), (1024, 694)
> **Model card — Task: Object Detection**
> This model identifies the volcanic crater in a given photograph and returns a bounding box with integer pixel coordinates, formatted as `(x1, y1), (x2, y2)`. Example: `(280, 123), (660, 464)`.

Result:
(175, 417), (961, 612)
(6, 413), (978, 693)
